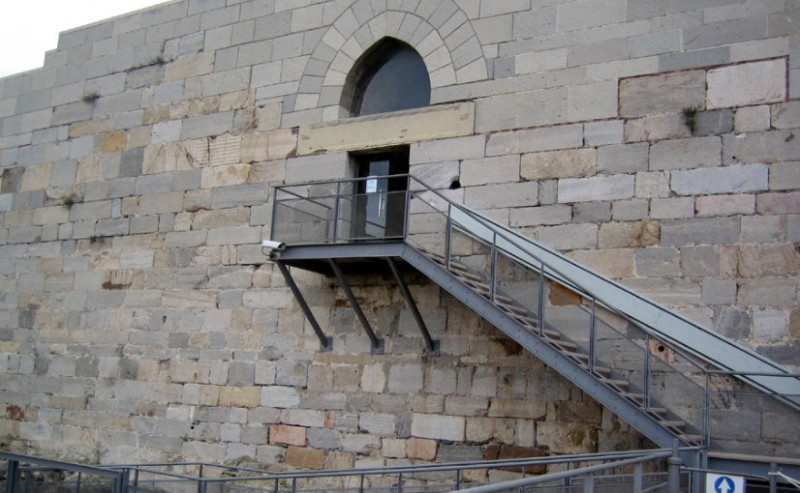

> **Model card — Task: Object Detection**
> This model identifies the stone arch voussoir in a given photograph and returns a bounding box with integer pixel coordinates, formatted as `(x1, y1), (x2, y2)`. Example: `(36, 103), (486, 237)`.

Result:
(291, 0), (487, 118)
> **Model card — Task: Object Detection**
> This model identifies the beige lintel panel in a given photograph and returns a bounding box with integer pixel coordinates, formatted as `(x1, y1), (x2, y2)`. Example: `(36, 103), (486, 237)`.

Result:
(297, 102), (475, 156)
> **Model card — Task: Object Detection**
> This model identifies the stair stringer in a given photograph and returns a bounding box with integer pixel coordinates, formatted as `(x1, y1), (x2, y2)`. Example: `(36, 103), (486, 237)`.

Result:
(398, 244), (691, 451)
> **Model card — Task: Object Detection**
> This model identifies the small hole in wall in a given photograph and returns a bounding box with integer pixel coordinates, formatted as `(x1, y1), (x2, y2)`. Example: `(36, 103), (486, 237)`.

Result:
(657, 345), (666, 352)
(449, 179), (461, 190)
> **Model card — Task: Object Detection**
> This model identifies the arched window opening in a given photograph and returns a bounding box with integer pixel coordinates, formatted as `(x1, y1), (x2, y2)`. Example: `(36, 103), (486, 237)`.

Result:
(342, 39), (431, 117)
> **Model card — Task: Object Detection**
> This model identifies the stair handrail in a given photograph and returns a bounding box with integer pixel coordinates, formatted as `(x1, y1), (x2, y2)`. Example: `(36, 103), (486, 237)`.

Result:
(404, 176), (800, 410)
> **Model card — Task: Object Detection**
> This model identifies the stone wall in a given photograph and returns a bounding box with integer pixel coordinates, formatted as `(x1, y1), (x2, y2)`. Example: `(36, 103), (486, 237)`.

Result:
(0, 0), (798, 468)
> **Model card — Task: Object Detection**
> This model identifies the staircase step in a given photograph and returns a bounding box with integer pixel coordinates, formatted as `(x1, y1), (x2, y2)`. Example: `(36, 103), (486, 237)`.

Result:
(564, 351), (590, 362)
(622, 392), (645, 403)
(496, 302), (528, 316)
(599, 377), (630, 390)
(679, 434), (703, 445)
(452, 269), (485, 283)
(644, 407), (668, 416)
(660, 420), (686, 430)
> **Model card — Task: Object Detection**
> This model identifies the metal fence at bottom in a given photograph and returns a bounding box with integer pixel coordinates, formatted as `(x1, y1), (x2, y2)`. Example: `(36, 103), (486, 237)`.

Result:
(2, 448), (692, 493)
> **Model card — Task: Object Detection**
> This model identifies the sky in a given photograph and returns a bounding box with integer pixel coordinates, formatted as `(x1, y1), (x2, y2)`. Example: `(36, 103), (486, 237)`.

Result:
(0, 0), (168, 78)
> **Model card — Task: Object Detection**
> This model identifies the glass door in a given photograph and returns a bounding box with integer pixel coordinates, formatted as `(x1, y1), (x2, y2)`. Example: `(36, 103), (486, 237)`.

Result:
(353, 149), (408, 240)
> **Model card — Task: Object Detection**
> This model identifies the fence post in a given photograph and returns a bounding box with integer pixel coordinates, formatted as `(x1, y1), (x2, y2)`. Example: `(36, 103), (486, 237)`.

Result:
(6, 459), (19, 493)
(633, 463), (643, 493)
(769, 463), (777, 493)
(668, 440), (681, 493)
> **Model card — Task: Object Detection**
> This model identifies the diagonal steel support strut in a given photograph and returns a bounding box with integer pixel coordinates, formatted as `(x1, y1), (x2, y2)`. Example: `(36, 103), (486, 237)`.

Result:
(329, 259), (384, 354)
(275, 261), (332, 351)
(387, 257), (439, 355)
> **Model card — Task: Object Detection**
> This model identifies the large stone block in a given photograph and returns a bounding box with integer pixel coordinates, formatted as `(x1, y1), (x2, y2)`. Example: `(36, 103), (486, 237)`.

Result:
(671, 164), (768, 196)
(650, 136), (721, 170)
(261, 386), (300, 408)
(619, 70), (706, 118)
(476, 88), (568, 133)
(521, 148), (596, 180)
(558, 175), (634, 203)
(661, 217), (740, 246)
(284, 446), (325, 470)
(707, 59), (786, 109)
(297, 103), (475, 155)
(410, 413), (465, 441)
(464, 182), (538, 209)
(460, 155), (520, 187)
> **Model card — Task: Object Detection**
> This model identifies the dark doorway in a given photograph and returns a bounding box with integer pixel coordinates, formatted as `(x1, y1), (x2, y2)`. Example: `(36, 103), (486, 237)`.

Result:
(352, 148), (409, 241)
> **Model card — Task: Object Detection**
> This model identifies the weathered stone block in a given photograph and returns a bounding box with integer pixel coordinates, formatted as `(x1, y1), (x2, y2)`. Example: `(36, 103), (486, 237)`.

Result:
(672, 164), (768, 196)
(521, 148), (596, 180)
(707, 59), (786, 109)
(465, 182), (538, 209)
(661, 217), (740, 246)
(460, 155), (520, 187)
(406, 437), (437, 461)
(537, 223), (598, 250)
(218, 387), (260, 408)
(486, 124), (583, 156)
(261, 386), (300, 408)
(619, 70), (706, 118)
(410, 413), (465, 441)
(558, 175), (634, 203)
(359, 413), (396, 436)
(624, 114), (691, 143)
(270, 424), (307, 446)
(696, 194), (755, 217)
(650, 197), (694, 220)
(285, 446), (325, 470)
(466, 417), (515, 443)
(650, 136), (721, 170)
(388, 364), (423, 394)
(735, 105), (771, 133)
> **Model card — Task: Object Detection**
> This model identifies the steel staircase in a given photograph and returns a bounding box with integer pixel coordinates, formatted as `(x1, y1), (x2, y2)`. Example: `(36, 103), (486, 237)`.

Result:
(267, 175), (800, 476)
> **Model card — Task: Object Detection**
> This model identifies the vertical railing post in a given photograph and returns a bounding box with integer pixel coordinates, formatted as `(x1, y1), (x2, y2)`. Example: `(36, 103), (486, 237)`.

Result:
(537, 263), (546, 337)
(133, 468), (140, 493)
(490, 232), (498, 302)
(667, 440), (681, 493)
(704, 372), (711, 448)
(359, 474), (365, 493)
(769, 463), (777, 493)
(270, 187), (279, 241)
(455, 469), (461, 490)
(643, 334), (651, 409)
(588, 299), (596, 374)
(6, 459), (19, 493)
(332, 181), (341, 243)
(402, 182), (411, 240)
(633, 463), (643, 493)
(444, 204), (453, 268)
(116, 468), (130, 493)
(197, 465), (205, 493)
(397, 472), (403, 493)
(583, 476), (594, 493)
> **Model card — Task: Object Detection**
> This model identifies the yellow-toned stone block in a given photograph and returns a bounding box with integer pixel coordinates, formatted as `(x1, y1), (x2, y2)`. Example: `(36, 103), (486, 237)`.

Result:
(297, 102), (475, 155)
(100, 131), (128, 153)
(219, 386), (261, 408)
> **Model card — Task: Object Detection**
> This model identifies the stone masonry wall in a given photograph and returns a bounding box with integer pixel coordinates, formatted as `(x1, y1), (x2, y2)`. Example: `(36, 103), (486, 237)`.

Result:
(0, 0), (798, 468)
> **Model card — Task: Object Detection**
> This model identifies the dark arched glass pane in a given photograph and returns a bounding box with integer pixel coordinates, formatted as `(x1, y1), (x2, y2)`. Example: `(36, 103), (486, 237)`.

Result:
(354, 43), (431, 116)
